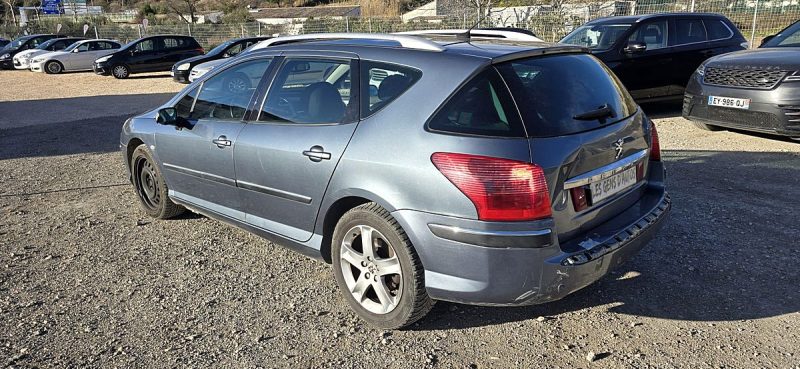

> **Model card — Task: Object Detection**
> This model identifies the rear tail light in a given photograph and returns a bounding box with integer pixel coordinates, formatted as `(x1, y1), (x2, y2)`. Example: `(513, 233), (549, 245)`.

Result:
(431, 153), (552, 222)
(570, 187), (589, 212)
(649, 120), (661, 161)
(195, 47), (205, 53)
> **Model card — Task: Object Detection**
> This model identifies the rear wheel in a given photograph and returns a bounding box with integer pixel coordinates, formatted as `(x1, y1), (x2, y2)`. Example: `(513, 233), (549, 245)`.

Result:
(693, 121), (724, 131)
(332, 203), (434, 329)
(45, 61), (63, 74)
(130, 144), (184, 219)
(112, 64), (130, 79)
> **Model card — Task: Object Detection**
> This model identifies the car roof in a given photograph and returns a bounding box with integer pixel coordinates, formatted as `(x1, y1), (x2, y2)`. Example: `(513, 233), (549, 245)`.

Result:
(252, 35), (586, 64)
(587, 12), (725, 25)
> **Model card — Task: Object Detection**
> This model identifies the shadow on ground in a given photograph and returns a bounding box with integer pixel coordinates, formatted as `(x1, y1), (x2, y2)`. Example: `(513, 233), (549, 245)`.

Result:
(0, 93), (173, 160)
(412, 149), (800, 330)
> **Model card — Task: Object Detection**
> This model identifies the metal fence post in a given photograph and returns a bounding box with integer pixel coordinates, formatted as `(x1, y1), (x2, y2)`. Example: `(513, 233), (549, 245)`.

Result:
(346, 17), (349, 32)
(241, 24), (245, 37)
(138, 24), (142, 38)
(750, 0), (759, 49)
(258, 22), (261, 36)
(187, 23), (192, 36)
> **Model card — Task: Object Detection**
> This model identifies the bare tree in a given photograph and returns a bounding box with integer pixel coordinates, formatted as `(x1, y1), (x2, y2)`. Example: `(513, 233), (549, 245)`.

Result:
(3, 0), (18, 26)
(168, 0), (199, 23)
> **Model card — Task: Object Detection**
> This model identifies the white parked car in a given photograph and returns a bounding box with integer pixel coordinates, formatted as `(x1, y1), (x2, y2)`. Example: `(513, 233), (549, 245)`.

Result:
(12, 37), (86, 70)
(30, 39), (121, 74)
(187, 58), (226, 82)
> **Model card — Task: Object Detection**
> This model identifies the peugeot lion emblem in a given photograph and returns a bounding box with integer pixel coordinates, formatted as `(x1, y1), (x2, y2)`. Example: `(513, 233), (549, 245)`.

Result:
(613, 139), (625, 160)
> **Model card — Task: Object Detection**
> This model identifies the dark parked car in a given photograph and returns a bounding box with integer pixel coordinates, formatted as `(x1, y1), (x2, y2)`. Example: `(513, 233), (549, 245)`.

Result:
(0, 34), (66, 69)
(93, 35), (204, 79)
(561, 13), (747, 101)
(121, 33), (669, 328)
(172, 36), (269, 83)
(683, 20), (800, 139)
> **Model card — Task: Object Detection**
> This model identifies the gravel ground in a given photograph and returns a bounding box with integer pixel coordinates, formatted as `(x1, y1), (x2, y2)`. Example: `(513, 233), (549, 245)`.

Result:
(1, 73), (799, 369)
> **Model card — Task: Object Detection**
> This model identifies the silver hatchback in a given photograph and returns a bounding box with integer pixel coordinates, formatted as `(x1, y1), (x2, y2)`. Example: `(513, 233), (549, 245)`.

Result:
(121, 33), (670, 328)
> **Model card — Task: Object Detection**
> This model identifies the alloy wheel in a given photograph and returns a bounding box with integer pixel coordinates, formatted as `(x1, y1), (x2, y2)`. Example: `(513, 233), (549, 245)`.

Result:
(339, 225), (403, 315)
(46, 62), (62, 74)
(227, 77), (247, 94)
(113, 65), (129, 78)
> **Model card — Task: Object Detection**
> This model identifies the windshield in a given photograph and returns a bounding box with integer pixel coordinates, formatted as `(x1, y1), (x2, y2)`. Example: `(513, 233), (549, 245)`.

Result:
(561, 24), (631, 50)
(63, 41), (83, 52)
(9, 36), (33, 49)
(761, 21), (800, 47)
(208, 40), (234, 55)
(35, 38), (60, 50)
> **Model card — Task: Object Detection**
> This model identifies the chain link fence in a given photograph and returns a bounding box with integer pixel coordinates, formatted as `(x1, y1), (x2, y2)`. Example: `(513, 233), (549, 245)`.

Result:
(3, 1), (798, 49)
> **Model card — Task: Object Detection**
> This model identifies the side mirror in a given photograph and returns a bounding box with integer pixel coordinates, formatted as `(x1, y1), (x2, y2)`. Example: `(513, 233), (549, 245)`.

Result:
(624, 41), (647, 54)
(156, 107), (193, 129)
(760, 35), (775, 46)
(72, 48), (80, 53)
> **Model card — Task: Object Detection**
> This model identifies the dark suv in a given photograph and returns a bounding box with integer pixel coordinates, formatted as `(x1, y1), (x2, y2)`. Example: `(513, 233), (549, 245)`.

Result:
(561, 13), (747, 101)
(172, 36), (269, 83)
(93, 35), (204, 79)
(0, 34), (65, 69)
(121, 33), (669, 328)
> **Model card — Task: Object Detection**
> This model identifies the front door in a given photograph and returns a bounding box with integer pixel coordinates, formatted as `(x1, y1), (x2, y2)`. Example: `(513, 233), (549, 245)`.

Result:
(234, 55), (360, 242)
(129, 38), (159, 72)
(615, 19), (675, 100)
(154, 57), (273, 220)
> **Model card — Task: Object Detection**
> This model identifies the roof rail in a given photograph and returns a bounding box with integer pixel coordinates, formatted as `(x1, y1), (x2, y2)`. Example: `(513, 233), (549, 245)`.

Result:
(250, 33), (445, 52)
(395, 29), (543, 42)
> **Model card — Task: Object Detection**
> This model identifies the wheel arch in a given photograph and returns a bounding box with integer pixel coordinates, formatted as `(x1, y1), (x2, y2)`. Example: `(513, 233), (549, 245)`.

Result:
(318, 190), (399, 264)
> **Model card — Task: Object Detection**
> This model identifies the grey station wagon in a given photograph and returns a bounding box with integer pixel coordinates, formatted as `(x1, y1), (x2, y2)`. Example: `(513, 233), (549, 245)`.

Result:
(121, 33), (670, 329)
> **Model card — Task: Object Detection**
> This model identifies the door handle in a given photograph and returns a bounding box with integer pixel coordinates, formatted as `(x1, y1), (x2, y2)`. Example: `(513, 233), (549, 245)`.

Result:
(212, 135), (232, 148)
(303, 145), (331, 162)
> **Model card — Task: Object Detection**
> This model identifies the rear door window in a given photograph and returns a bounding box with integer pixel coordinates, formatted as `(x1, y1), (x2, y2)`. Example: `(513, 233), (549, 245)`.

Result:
(673, 19), (707, 45)
(361, 61), (421, 117)
(428, 68), (525, 137)
(496, 53), (637, 137)
(704, 19), (733, 40)
(163, 37), (182, 49)
(628, 20), (668, 50)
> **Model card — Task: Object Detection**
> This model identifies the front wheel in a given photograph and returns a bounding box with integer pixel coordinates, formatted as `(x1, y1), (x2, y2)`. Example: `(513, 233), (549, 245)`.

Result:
(45, 61), (63, 74)
(130, 145), (184, 219)
(111, 64), (130, 79)
(332, 203), (434, 329)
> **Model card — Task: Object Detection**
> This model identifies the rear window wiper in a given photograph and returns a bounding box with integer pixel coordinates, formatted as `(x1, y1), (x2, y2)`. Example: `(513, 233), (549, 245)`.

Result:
(573, 104), (615, 121)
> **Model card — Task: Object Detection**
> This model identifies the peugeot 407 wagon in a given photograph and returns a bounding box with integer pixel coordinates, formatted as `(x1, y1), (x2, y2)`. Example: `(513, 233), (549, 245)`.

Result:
(121, 33), (670, 329)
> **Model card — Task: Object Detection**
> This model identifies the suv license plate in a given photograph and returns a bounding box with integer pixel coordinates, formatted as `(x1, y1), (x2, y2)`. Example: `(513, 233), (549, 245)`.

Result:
(590, 167), (638, 203)
(708, 95), (750, 110)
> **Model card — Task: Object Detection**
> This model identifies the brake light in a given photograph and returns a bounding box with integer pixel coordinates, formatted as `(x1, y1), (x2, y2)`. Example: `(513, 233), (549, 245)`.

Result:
(195, 48), (205, 53)
(649, 121), (661, 161)
(570, 187), (589, 212)
(431, 153), (552, 222)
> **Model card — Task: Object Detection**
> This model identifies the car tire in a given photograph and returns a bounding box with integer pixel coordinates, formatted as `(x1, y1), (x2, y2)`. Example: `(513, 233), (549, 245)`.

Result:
(331, 202), (434, 329)
(692, 121), (724, 131)
(44, 61), (63, 74)
(224, 72), (251, 94)
(111, 64), (130, 79)
(130, 144), (185, 219)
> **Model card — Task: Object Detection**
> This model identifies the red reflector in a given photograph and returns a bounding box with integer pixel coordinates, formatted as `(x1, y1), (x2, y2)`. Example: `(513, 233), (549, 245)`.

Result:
(570, 187), (589, 212)
(650, 121), (661, 161)
(431, 152), (552, 222)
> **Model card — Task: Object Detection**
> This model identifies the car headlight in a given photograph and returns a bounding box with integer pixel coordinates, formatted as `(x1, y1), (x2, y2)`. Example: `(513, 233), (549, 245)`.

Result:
(95, 55), (111, 63)
(785, 71), (800, 82)
(0, 53), (10, 60)
(177, 63), (191, 71)
(696, 61), (708, 76)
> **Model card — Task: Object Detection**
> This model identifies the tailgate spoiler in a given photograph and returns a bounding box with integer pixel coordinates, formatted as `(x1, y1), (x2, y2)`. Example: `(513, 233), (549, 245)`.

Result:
(491, 45), (589, 64)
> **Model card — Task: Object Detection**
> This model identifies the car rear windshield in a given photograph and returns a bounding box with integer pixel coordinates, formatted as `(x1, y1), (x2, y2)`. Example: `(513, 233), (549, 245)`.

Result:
(495, 53), (637, 137)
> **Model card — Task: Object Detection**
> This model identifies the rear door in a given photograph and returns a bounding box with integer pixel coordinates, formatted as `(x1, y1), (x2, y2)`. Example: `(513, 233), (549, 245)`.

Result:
(668, 17), (710, 95)
(155, 56), (273, 219)
(234, 53), (360, 242)
(495, 53), (650, 242)
(613, 19), (675, 99)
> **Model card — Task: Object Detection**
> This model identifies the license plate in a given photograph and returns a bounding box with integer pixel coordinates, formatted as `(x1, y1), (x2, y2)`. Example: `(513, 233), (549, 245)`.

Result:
(590, 167), (638, 203)
(708, 95), (750, 109)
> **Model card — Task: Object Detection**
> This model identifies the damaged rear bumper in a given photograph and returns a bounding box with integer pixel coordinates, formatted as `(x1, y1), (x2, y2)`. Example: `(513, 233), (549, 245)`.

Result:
(392, 163), (670, 306)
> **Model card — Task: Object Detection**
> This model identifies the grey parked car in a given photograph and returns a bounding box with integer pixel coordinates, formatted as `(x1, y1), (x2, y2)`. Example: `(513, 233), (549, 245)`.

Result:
(683, 20), (800, 139)
(121, 33), (670, 328)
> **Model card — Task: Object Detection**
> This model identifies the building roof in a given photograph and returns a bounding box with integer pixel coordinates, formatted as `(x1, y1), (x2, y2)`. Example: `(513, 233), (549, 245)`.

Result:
(251, 5), (361, 19)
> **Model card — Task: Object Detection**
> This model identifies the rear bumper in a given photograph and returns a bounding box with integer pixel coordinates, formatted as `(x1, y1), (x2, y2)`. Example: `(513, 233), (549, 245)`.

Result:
(393, 161), (670, 306)
(683, 74), (800, 137)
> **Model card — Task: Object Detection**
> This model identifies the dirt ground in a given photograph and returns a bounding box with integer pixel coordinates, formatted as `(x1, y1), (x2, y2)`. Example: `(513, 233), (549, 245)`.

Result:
(1, 70), (799, 369)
